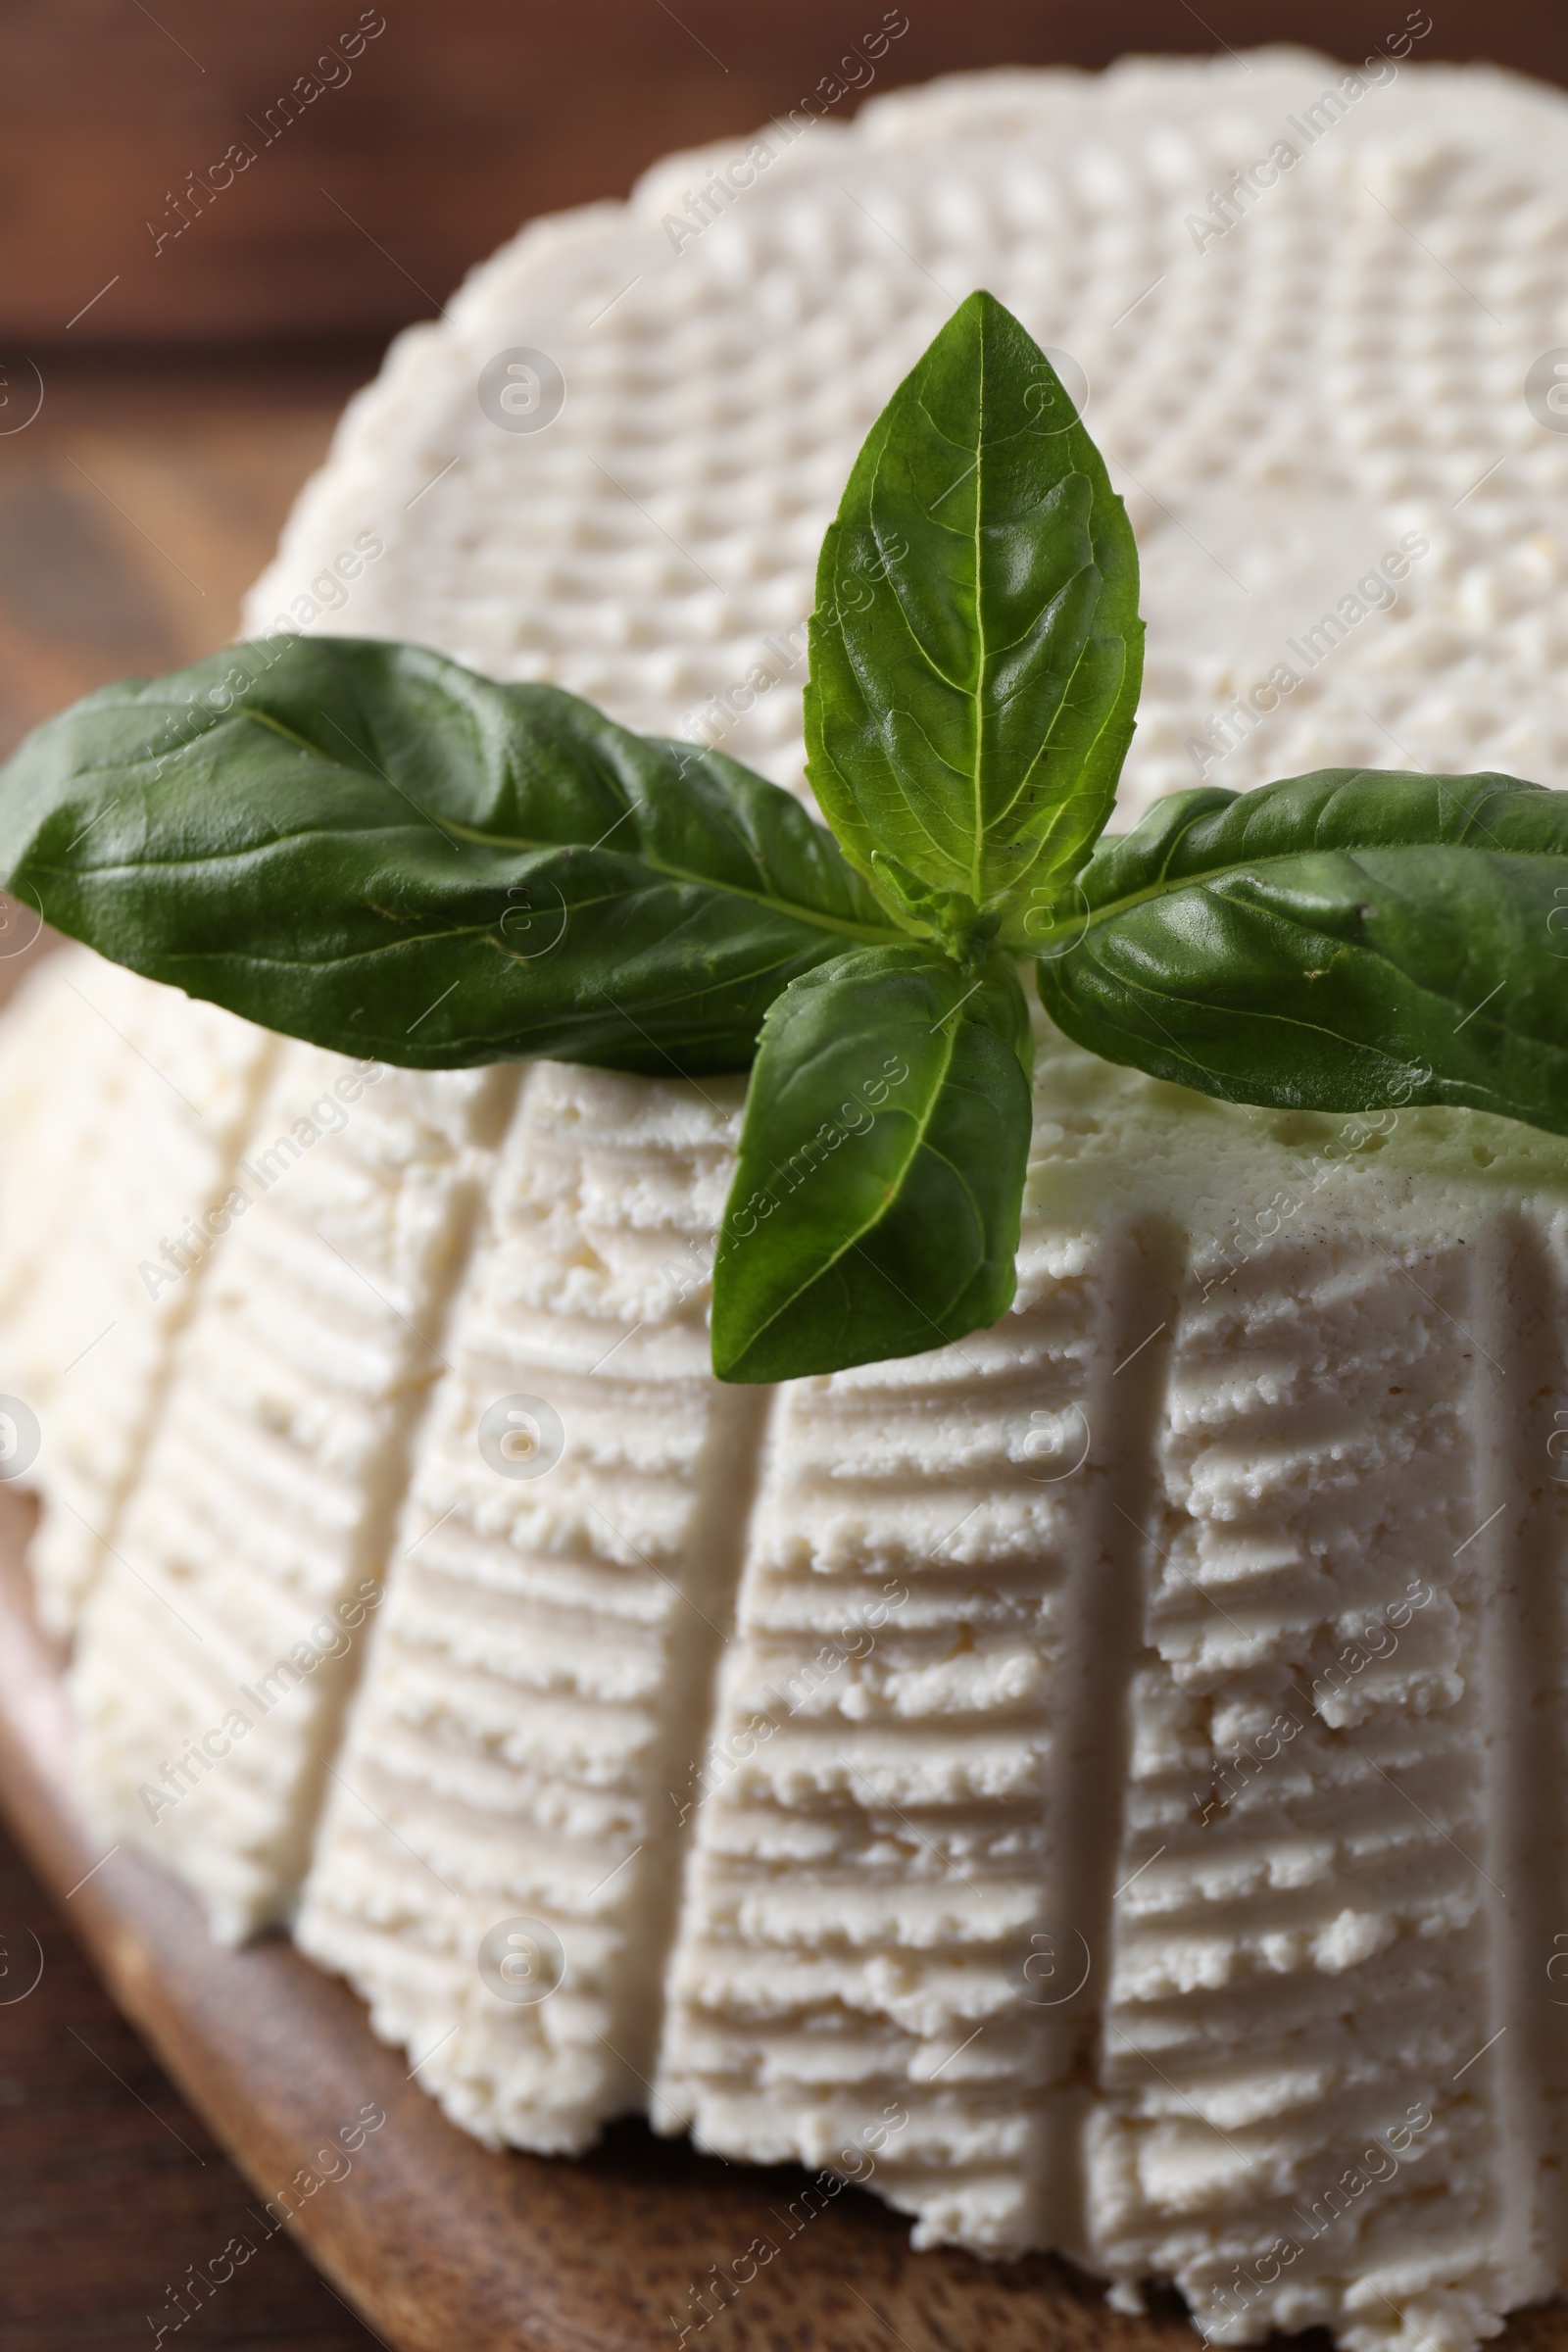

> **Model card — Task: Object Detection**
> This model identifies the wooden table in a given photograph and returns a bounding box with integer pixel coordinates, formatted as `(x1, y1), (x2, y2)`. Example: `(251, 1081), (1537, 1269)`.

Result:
(5, 1), (1566, 354)
(0, 347), (380, 765)
(0, 1825), (381, 2350)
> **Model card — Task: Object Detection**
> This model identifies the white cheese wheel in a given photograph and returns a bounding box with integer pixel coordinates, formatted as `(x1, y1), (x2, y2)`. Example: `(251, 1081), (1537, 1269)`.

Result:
(5, 50), (1568, 2352)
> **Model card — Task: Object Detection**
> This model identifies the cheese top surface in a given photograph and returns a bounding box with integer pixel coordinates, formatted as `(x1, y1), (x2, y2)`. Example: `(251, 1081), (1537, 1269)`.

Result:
(246, 47), (1568, 834)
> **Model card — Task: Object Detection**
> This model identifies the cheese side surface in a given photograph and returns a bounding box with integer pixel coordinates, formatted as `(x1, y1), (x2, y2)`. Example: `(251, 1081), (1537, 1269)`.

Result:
(654, 1033), (1568, 2352)
(1085, 1209), (1568, 2350)
(70, 1046), (514, 1939)
(40, 994), (1568, 2352)
(654, 1178), (1179, 2262)
(0, 946), (275, 1633)
(295, 1061), (760, 2152)
(5, 49), (1568, 2352)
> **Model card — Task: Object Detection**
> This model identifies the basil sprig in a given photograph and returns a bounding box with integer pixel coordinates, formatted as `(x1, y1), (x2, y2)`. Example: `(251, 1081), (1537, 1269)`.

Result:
(4, 289), (1566, 1387)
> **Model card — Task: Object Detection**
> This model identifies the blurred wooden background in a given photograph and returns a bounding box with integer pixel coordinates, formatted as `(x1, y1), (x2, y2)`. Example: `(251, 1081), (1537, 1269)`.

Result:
(5, 0), (1568, 353)
(2, 4), (1568, 2343)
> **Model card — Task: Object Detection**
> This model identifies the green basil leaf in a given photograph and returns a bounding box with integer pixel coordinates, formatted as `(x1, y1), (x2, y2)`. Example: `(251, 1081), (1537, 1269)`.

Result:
(710, 944), (1033, 1383)
(804, 289), (1143, 942)
(1036, 768), (1568, 1135)
(0, 635), (900, 1073)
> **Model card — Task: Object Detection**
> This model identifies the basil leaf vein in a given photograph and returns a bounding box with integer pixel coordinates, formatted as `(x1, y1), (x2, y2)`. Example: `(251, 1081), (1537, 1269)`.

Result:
(804, 288), (1143, 944)
(0, 636), (901, 1073)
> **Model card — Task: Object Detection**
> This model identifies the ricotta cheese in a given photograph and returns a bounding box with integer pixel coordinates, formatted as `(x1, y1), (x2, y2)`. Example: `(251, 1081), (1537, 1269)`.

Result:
(8, 49), (1568, 2352)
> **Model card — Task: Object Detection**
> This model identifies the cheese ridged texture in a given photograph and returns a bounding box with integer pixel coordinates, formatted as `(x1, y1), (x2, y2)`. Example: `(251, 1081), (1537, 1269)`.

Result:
(0, 946), (274, 1633)
(70, 1045), (514, 1938)
(294, 1062), (761, 2152)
